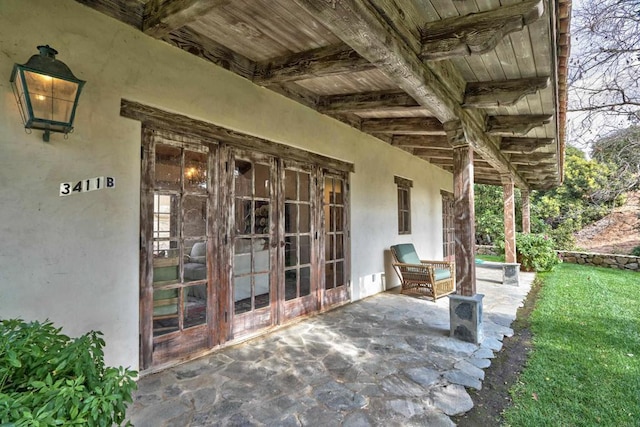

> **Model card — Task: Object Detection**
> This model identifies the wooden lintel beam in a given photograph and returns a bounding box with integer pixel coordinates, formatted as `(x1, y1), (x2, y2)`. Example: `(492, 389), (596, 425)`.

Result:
(464, 77), (550, 108)
(500, 137), (554, 153)
(391, 135), (451, 149)
(143, 0), (230, 38)
(254, 44), (375, 85)
(486, 114), (553, 136)
(421, 0), (544, 60)
(317, 90), (419, 114)
(361, 117), (444, 135)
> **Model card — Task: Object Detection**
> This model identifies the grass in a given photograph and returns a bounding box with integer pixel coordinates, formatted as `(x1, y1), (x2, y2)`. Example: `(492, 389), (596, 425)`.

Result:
(476, 254), (505, 262)
(503, 263), (640, 426)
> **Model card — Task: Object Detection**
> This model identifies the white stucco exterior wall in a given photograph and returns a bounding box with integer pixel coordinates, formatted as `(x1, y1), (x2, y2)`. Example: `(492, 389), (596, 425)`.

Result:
(0, 0), (452, 370)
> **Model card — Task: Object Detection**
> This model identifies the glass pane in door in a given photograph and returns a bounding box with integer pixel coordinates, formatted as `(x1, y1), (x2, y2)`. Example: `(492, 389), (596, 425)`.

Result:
(152, 143), (209, 337)
(283, 169), (313, 301)
(233, 159), (272, 315)
(324, 177), (346, 290)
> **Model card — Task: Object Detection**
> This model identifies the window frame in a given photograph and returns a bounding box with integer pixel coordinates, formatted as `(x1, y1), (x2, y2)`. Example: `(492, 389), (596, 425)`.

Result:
(395, 176), (413, 235)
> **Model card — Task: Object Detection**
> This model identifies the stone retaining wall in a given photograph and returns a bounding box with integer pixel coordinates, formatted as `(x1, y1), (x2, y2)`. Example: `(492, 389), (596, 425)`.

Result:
(476, 245), (498, 256)
(558, 251), (639, 271)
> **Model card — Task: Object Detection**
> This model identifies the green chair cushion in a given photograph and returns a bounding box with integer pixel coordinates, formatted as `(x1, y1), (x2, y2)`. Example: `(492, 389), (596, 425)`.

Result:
(434, 268), (452, 281)
(391, 244), (421, 264)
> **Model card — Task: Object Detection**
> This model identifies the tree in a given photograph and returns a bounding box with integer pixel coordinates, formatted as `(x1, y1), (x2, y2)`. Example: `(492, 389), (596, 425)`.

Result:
(568, 0), (640, 142)
(474, 147), (623, 250)
(590, 126), (640, 191)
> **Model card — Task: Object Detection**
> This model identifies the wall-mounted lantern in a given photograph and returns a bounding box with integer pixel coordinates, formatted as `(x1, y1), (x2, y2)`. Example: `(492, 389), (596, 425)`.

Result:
(10, 45), (85, 142)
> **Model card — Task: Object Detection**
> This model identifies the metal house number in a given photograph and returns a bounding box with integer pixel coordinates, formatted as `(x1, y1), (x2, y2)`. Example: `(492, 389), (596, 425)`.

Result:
(59, 176), (115, 197)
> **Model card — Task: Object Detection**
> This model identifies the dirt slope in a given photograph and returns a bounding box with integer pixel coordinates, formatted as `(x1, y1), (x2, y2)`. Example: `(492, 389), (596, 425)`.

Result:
(574, 191), (640, 255)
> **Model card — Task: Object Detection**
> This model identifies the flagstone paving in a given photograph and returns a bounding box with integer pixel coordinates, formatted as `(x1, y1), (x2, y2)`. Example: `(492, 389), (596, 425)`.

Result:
(128, 267), (534, 426)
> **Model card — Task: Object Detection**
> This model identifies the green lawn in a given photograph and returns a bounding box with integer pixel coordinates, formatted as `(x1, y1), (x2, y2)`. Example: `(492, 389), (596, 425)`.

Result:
(503, 263), (640, 427)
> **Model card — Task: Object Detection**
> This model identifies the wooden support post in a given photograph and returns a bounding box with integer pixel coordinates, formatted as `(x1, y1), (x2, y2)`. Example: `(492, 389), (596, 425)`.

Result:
(502, 176), (517, 264)
(521, 189), (531, 234)
(447, 121), (476, 297)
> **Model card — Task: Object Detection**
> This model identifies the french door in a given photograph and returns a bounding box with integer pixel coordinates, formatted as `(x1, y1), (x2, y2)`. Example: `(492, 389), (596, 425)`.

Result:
(140, 130), (218, 368)
(280, 161), (318, 322)
(140, 130), (350, 368)
(441, 190), (455, 262)
(229, 151), (278, 336)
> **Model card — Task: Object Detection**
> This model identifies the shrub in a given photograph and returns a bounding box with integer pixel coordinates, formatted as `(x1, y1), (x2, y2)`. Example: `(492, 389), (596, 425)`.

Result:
(516, 233), (562, 272)
(632, 246), (640, 257)
(0, 319), (137, 426)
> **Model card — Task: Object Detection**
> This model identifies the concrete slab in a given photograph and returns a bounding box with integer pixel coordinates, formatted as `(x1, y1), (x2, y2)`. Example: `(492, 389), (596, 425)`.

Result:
(127, 269), (535, 426)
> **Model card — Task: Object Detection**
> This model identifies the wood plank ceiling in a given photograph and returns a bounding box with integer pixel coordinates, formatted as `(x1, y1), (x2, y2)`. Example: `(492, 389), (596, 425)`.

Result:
(77, 0), (571, 190)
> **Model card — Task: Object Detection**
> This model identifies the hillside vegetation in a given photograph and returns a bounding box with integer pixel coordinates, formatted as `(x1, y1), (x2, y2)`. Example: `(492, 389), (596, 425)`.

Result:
(475, 127), (640, 254)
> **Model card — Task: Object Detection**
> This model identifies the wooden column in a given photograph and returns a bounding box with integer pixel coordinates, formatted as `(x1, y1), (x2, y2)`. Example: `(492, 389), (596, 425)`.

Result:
(447, 121), (476, 297)
(521, 189), (531, 234)
(502, 176), (517, 264)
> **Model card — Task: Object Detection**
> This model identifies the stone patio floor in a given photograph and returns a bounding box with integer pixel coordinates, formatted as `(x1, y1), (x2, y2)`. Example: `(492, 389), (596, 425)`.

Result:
(128, 267), (535, 426)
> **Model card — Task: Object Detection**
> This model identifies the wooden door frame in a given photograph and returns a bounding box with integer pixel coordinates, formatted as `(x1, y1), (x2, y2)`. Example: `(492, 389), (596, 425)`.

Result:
(139, 127), (220, 370)
(278, 159), (320, 323)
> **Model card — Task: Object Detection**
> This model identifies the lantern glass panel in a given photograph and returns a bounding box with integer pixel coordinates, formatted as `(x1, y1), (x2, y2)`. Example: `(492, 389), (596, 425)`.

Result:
(24, 70), (78, 124)
(12, 70), (29, 122)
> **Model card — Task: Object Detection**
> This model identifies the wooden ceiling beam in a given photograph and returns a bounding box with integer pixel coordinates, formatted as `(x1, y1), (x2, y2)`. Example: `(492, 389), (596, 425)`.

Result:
(143, 0), (230, 38)
(361, 117), (444, 135)
(509, 152), (556, 165)
(517, 164), (558, 173)
(486, 114), (553, 136)
(391, 135), (451, 149)
(75, 0), (144, 28)
(414, 148), (453, 159)
(254, 44), (376, 85)
(160, 27), (256, 79)
(500, 137), (554, 154)
(317, 90), (419, 114)
(421, 0), (544, 60)
(464, 77), (550, 108)
(293, 0), (529, 189)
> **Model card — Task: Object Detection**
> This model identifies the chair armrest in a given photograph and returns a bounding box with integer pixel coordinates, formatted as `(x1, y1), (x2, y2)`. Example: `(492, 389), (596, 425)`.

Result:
(392, 262), (435, 272)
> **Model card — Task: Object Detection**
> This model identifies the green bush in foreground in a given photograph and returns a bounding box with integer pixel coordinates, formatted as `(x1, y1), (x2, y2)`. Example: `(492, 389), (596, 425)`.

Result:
(515, 233), (561, 272)
(0, 319), (137, 426)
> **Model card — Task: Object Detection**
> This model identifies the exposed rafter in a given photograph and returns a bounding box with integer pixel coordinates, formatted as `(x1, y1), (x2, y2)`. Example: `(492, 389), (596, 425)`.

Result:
(293, 0), (528, 189)
(413, 148), (453, 159)
(161, 27), (256, 79)
(509, 152), (556, 165)
(361, 117), (444, 135)
(421, 0), (544, 60)
(143, 0), (230, 38)
(500, 137), (554, 154)
(486, 115), (553, 136)
(317, 90), (420, 114)
(391, 135), (451, 149)
(464, 77), (549, 108)
(254, 44), (375, 84)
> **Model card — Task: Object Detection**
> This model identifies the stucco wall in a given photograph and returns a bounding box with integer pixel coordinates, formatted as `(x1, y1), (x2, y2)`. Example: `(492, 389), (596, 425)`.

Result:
(0, 0), (452, 370)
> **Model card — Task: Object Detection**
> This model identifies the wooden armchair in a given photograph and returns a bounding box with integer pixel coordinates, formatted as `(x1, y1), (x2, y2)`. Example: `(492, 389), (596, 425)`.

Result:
(390, 243), (456, 301)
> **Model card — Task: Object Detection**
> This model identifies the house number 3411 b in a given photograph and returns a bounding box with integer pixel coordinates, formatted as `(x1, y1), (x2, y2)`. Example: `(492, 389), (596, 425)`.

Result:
(59, 176), (115, 197)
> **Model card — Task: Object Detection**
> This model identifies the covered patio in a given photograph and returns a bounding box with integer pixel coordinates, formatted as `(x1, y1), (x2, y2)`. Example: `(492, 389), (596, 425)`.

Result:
(128, 268), (535, 426)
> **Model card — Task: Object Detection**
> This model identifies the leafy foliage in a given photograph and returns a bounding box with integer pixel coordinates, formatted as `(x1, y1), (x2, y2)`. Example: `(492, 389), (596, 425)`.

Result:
(632, 246), (640, 257)
(0, 319), (137, 426)
(515, 233), (561, 272)
(475, 146), (632, 251)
